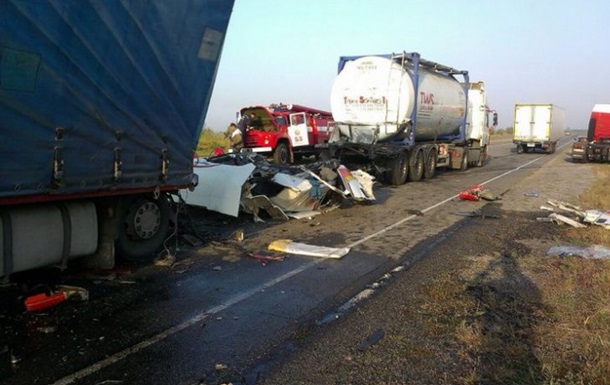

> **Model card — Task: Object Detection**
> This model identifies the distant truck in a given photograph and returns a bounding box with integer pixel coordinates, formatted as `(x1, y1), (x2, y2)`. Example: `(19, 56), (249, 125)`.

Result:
(513, 104), (565, 154)
(0, 1), (234, 278)
(572, 104), (610, 163)
(327, 52), (495, 185)
(240, 103), (333, 165)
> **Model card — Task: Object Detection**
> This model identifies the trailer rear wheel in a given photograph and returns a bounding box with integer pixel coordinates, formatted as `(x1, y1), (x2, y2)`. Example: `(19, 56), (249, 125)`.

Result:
(116, 194), (171, 261)
(408, 148), (424, 182)
(460, 150), (469, 171)
(386, 151), (409, 185)
(273, 142), (290, 166)
(424, 148), (437, 179)
(476, 146), (487, 167)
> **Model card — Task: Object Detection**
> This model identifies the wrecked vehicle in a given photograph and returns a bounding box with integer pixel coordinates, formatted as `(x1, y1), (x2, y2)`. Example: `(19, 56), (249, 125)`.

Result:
(0, 1), (235, 279)
(181, 153), (375, 220)
(326, 52), (496, 185)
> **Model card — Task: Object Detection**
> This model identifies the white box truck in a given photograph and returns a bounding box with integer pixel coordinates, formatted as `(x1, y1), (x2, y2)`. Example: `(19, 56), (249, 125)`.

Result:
(513, 104), (565, 153)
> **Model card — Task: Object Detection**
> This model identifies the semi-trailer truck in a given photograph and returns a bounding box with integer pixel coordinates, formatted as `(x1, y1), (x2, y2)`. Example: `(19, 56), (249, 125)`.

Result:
(572, 104), (610, 163)
(513, 104), (565, 154)
(327, 52), (495, 185)
(0, 0), (234, 278)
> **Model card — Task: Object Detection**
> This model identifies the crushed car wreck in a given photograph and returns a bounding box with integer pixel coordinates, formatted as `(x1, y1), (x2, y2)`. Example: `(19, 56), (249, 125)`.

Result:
(181, 153), (376, 221)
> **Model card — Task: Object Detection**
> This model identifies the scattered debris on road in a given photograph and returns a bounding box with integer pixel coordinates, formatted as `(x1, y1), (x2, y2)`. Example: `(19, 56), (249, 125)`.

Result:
(182, 153), (375, 221)
(537, 200), (610, 229)
(24, 285), (88, 312)
(458, 184), (502, 201)
(268, 239), (350, 259)
(547, 244), (610, 259)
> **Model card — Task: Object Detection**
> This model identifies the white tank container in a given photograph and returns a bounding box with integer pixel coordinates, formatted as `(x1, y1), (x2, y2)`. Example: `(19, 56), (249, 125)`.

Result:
(330, 56), (467, 143)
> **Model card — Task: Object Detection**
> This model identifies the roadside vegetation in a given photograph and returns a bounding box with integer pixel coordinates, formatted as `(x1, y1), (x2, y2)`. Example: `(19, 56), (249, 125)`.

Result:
(417, 165), (610, 385)
(195, 127), (228, 157)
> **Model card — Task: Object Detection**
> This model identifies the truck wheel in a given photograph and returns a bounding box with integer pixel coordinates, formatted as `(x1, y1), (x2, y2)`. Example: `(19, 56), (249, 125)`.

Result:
(476, 146), (487, 167)
(517, 145), (523, 154)
(424, 148), (437, 179)
(582, 149), (589, 163)
(116, 194), (171, 261)
(408, 148), (424, 182)
(386, 151), (409, 185)
(273, 142), (290, 165)
(460, 150), (469, 171)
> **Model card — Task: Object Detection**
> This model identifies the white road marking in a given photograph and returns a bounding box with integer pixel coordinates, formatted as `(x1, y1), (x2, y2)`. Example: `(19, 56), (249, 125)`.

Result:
(52, 148), (559, 384)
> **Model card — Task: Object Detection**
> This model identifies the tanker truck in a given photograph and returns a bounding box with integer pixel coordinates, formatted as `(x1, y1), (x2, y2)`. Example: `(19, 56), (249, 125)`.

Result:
(0, 0), (234, 278)
(327, 52), (495, 185)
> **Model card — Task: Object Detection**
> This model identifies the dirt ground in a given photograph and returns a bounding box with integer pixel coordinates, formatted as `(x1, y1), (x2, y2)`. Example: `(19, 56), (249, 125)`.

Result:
(256, 151), (606, 384)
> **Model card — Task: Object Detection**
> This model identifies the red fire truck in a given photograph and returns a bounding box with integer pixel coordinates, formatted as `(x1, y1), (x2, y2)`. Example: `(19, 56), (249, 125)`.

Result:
(240, 103), (333, 165)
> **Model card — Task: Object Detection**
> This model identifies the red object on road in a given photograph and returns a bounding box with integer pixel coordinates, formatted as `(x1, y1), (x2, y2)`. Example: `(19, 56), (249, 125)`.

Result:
(458, 184), (483, 201)
(24, 292), (67, 312)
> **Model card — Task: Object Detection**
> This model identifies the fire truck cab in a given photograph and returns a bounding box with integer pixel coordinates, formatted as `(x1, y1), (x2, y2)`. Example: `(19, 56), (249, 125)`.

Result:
(240, 103), (333, 165)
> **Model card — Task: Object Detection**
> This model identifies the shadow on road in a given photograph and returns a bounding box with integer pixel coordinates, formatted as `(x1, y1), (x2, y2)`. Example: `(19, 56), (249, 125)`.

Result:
(466, 252), (544, 384)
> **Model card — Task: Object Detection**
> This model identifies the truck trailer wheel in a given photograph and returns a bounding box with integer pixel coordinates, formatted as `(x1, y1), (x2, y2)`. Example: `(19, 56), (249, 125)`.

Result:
(273, 142), (290, 166)
(386, 151), (409, 185)
(475, 146), (487, 167)
(408, 148), (424, 182)
(423, 148), (437, 179)
(460, 150), (469, 171)
(115, 194), (171, 261)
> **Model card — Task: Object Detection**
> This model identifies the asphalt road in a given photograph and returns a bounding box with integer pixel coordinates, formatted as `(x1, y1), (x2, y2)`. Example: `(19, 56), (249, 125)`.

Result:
(0, 136), (578, 385)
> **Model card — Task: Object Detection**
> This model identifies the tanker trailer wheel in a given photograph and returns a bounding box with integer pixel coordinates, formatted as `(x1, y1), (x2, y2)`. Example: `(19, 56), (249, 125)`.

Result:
(273, 142), (290, 166)
(408, 147), (425, 182)
(115, 194), (171, 261)
(460, 149), (469, 171)
(423, 148), (437, 179)
(476, 146), (487, 167)
(386, 151), (409, 185)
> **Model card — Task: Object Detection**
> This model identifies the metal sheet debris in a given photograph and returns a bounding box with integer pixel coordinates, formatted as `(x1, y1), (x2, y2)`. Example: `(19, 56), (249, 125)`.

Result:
(182, 153), (375, 221)
(268, 239), (350, 259)
(539, 200), (610, 230)
(182, 160), (256, 217)
(547, 244), (610, 259)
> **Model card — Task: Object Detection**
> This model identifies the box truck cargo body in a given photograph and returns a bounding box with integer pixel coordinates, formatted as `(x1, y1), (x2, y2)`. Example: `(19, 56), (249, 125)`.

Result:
(0, 0), (234, 277)
(513, 104), (565, 153)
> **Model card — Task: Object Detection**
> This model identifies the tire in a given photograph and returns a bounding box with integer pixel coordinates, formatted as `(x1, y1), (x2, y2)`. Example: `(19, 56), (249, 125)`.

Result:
(424, 148), (437, 179)
(273, 142), (290, 165)
(115, 194), (171, 261)
(386, 151), (409, 185)
(460, 149), (469, 171)
(476, 146), (487, 167)
(408, 148), (424, 182)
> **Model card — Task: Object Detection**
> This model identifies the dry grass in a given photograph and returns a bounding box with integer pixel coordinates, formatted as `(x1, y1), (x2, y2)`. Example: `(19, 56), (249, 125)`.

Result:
(413, 166), (610, 385)
(195, 127), (229, 157)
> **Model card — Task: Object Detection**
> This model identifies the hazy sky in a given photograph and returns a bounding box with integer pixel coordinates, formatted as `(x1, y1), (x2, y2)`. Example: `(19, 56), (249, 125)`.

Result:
(204, 0), (610, 131)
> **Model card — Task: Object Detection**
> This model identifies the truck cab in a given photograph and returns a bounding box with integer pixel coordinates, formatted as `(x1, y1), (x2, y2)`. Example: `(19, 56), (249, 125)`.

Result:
(573, 104), (610, 162)
(240, 103), (333, 165)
